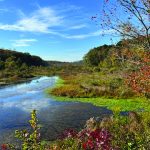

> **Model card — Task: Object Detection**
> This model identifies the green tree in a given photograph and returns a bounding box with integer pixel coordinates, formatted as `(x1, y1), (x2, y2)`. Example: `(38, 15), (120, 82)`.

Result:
(5, 56), (18, 71)
(0, 59), (4, 70)
(83, 45), (112, 66)
(20, 63), (30, 78)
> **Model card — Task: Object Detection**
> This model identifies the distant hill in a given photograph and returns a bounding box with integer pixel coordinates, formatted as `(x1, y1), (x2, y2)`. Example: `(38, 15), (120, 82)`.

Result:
(47, 61), (70, 66)
(0, 49), (48, 66)
(46, 60), (83, 67)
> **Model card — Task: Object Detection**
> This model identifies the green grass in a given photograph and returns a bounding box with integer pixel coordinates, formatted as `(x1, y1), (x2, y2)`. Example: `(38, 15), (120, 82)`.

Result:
(50, 96), (150, 112)
(47, 76), (150, 112)
(55, 77), (65, 87)
(45, 76), (64, 93)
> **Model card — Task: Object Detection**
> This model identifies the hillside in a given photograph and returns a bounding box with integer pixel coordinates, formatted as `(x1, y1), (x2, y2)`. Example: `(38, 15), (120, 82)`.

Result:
(0, 49), (47, 66)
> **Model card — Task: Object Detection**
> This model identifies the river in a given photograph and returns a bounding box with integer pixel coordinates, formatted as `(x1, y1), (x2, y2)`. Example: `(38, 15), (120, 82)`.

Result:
(0, 76), (112, 144)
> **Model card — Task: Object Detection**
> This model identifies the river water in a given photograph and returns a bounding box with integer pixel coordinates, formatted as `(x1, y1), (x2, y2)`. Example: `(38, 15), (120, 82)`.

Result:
(0, 76), (112, 144)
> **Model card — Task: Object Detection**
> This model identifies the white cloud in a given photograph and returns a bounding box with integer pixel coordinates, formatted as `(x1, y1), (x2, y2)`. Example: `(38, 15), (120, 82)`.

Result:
(11, 39), (37, 47)
(0, 7), (64, 33)
(0, 5), (115, 40)
(0, 6), (89, 36)
(63, 29), (115, 39)
(69, 24), (87, 30)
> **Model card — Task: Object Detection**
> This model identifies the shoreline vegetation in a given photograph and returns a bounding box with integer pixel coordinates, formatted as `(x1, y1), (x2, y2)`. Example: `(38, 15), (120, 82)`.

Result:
(4, 110), (150, 150)
(47, 76), (150, 112)
(0, 76), (35, 86)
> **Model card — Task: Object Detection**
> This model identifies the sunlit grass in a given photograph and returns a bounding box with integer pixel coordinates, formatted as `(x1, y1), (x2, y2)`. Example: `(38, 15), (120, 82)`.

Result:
(55, 77), (65, 87)
(48, 76), (150, 112)
(50, 96), (150, 112)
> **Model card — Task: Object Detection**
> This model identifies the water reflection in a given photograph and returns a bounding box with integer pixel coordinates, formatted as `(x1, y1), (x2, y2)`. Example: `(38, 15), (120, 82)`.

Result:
(0, 76), (112, 144)
(0, 76), (58, 112)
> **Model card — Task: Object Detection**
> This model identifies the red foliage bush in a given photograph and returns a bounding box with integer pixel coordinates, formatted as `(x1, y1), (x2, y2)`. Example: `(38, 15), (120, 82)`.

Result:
(1, 144), (8, 150)
(127, 52), (150, 97)
(58, 128), (77, 139)
(78, 129), (112, 150)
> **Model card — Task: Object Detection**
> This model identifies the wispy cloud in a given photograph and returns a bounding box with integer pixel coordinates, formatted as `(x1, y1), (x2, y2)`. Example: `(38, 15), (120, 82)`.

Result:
(69, 24), (88, 30)
(0, 4), (114, 40)
(0, 7), (64, 33)
(11, 39), (37, 47)
(62, 29), (115, 39)
(0, 5), (90, 35)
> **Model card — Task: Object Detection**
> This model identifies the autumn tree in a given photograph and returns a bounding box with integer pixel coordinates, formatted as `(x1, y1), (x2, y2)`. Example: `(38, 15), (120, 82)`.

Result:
(97, 0), (150, 49)
(92, 0), (150, 97)
(126, 51), (150, 98)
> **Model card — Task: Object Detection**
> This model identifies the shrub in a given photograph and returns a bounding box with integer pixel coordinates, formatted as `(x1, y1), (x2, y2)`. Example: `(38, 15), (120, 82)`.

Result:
(51, 84), (83, 98)
(3, 110), (47, 150)
(127, 65), (150, 98)
(85, 112), (150, 149)
(78, 129), (112, 150)
(3, 111), (150, 150)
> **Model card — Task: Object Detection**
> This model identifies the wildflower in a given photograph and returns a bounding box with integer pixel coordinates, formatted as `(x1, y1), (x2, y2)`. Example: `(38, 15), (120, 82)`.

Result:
(79, 128), (112, 150)
(1, 144), (7, 150)
(59, 129), (77, 139)
(24, 133), (29, 137)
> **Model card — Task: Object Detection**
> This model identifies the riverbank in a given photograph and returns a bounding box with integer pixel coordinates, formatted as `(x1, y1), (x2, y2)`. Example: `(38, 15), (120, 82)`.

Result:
(50, 96), (149, 112)
(48, 76), (150, 112)
(0, 75), (36, 87)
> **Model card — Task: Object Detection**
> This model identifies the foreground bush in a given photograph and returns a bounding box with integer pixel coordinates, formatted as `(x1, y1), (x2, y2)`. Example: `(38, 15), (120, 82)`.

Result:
(2, 110), (48, 150)
(50, 112), (150, 150)
(3, 110), (150, 150)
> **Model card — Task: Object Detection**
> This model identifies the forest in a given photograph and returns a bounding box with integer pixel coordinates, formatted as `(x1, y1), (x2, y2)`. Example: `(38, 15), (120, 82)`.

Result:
(0, 49), (77, 85)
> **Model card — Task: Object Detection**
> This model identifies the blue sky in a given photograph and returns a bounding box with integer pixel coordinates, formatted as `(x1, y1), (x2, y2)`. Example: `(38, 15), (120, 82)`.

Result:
(0, 0), (119, 61)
